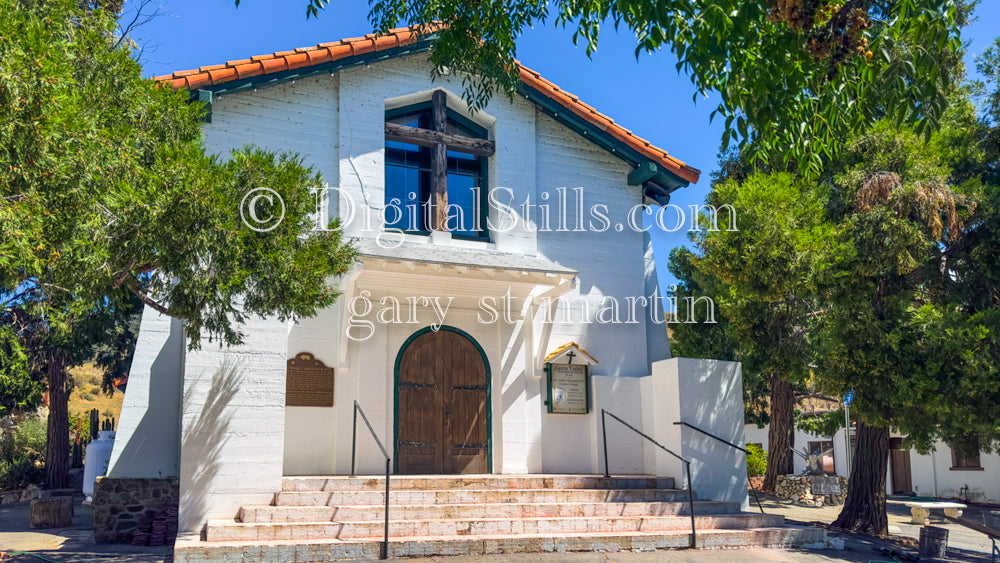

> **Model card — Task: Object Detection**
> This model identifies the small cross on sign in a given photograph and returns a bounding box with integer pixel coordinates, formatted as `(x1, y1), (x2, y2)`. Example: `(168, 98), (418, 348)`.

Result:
(566, 351), (576, 364)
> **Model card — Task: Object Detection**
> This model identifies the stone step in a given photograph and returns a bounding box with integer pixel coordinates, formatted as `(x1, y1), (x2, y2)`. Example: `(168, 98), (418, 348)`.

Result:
(281, 474), (675, 492)
(240, 500), (740, 523)
(274, 487), (695, 507)
(175, 526), (828, 562)
(206, 513), (785, 542)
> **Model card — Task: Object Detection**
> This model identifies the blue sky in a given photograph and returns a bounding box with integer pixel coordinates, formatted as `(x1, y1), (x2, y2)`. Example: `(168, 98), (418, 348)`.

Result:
(137, 2), (999, 293)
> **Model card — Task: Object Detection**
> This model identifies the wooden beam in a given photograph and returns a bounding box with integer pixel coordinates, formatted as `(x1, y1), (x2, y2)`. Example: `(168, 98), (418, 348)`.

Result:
(430, 90), (449, 231)
(384, 123), (495, 157)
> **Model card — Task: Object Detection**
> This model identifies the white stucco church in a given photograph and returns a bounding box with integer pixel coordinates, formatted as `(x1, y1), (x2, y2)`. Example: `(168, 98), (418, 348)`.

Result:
(97, 27), (821, 559)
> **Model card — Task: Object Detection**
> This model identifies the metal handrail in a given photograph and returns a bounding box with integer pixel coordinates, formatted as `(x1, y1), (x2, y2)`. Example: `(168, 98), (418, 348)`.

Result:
(674, 421), (765, 514)
(601, 409), (697, 549)
(351, 400), (391, 559)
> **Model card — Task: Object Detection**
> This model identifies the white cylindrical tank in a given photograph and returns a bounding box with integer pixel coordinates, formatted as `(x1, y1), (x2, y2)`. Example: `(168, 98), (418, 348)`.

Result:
(82, 430), (115, 501)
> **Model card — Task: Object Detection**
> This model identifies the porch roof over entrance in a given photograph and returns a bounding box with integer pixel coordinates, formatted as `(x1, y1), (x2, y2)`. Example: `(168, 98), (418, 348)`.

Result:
(354, 240), (578, 277)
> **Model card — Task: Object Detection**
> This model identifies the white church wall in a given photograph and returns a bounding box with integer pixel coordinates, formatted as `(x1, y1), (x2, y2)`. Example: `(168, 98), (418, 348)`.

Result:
(107, 307), (184, 478)
(178, 314), (289, 532)
(496, 307), (542, 474)
(529, 109), (652, 474)
(591, 375), (646, 474)
(284, 302), (341, 476)
(533, 112), (650, 381)
(653, 358), (748, 509)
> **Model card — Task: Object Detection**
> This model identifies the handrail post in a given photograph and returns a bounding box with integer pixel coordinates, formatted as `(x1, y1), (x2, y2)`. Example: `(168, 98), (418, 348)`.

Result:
(352, 400), (391, 558)
(351, 401), (358, 477)
(749, 479), (764, 514)
(601, 409), (610, 479)
(382, 456), (390, 559)
(685, 460), (696, 549)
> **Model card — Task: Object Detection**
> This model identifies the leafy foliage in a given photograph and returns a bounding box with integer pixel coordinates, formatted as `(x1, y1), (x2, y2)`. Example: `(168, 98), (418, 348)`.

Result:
(796, 408), (846, 438)
(0, 418), (46, 488)
(1, 0), (356, 487)
(0, 324), (41, 413)
(746, 442), (768, 477)
(0, 0), (357, 349)
(289, 0), (969, 175)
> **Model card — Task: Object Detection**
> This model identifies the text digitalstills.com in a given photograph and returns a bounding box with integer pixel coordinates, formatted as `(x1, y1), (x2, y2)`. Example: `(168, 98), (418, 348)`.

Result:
(241, 185), (738, 240)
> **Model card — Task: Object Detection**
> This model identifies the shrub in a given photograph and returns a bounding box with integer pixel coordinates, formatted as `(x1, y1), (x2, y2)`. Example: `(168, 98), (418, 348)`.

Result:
(13, 418), (46, 456)
(0, 452), (42, 488)
(79, 392), (95, 401)
(88, 375), (101, 386)
(747, 443), (768, 477)
(0, 419), (46, 488)
(89, 386), (102, 395)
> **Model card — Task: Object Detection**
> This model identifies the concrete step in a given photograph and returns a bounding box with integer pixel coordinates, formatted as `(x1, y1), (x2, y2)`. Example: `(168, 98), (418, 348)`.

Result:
(240, 500), (740, 523)
(206, 513), (785, 541)
(281, 474), (675, 492)
(175, 526), (828, 562)
(274, 487), (695, 507)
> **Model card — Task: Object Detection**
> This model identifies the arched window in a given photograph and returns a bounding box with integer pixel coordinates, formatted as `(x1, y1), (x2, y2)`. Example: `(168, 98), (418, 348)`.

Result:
(384, 92), (494, 240)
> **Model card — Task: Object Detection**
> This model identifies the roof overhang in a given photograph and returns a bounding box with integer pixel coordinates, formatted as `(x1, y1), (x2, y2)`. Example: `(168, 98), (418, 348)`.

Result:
(157, 28), (700, 191)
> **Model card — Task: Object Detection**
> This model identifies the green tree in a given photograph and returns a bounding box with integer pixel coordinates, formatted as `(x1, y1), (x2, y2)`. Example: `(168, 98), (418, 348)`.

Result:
(0, 323), (41, 413)
(813, 99), (1000, 534)
(279, 0), (971, 175)
(672, 173), (838, 492)
(0, 0), (355, 488)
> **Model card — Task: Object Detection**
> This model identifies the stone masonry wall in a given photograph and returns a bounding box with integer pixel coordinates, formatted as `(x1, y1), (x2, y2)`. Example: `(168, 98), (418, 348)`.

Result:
(775, 475), (848, 507)
(93, 477), (178, 543)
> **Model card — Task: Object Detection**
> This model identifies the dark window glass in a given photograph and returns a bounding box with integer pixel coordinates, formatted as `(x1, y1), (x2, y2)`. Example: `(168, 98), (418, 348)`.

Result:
(385, 140), (431, 231)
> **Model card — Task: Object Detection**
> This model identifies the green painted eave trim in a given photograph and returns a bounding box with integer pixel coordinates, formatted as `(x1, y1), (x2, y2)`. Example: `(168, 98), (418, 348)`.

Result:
(517, 82), (690, 193)
(195, 89), (213, 123)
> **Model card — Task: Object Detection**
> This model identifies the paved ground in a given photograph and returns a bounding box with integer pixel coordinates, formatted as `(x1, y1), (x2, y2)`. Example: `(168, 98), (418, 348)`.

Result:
(1, 496), (997, 563)
(754, 492), (999, 555)
(0, 501), (171, 563)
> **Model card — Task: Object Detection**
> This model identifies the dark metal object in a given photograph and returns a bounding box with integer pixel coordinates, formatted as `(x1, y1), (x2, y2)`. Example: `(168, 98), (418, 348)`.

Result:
(674, 421), (766, 514)
(601, 409), (697, 549)
(352, 400), (391, 559)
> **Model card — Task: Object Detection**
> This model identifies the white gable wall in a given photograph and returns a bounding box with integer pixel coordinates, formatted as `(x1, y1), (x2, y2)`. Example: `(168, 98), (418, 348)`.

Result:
(533, 111), (650, 473)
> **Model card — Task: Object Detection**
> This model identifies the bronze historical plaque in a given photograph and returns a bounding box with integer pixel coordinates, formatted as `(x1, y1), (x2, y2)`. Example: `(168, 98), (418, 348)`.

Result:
(286, 352), (334, 407)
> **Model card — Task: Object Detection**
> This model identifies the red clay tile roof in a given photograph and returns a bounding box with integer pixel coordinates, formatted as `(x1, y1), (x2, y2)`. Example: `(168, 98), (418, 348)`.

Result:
(154, 25), (700, 185)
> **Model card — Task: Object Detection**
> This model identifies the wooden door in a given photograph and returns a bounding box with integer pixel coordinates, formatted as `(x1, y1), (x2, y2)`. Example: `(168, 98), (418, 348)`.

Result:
(397, 329), (489, 474)
(889, 438), (913, 495)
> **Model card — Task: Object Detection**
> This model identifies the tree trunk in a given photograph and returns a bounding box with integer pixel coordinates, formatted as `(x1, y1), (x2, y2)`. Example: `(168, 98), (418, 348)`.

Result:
(762, 374), (795, 493)
(45, 351), (70, 490)
(833, 420), (890, 536)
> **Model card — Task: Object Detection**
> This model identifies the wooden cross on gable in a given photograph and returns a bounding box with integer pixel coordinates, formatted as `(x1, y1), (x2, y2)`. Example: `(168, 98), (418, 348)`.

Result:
(384, 91), (496, 231)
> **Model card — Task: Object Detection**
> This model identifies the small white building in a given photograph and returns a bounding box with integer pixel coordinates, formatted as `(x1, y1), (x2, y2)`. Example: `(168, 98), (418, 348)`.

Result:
(102, 27), (752, 538)
(745, 399), (1000, 503)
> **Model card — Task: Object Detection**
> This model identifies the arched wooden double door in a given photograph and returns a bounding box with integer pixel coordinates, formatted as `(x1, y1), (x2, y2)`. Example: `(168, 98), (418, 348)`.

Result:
(395, 327), (490, 474)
